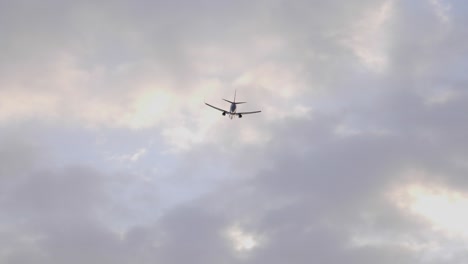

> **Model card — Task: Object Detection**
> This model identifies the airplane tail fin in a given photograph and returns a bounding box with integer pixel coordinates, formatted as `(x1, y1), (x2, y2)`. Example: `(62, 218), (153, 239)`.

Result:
(231, 90), (246, 104)
(224, 90), (246, 104)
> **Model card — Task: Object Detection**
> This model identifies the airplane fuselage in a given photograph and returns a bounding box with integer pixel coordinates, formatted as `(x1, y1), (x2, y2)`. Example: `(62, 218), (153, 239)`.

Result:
(230, 103), (236, 112)
(229, 103), (237, 118)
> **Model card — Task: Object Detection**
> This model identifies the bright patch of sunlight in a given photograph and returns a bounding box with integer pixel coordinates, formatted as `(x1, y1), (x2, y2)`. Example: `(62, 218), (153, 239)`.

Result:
(391, 182), (468, 237)
(123, 89), (174, 129)
(226, 225), (259, 252)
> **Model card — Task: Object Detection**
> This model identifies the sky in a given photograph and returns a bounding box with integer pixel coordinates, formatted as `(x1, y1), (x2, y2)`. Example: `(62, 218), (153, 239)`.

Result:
(1, 0), (468, 263)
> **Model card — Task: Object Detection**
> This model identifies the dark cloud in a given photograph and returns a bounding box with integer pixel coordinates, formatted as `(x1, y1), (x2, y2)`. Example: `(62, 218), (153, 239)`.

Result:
(0, 135), (39, 178)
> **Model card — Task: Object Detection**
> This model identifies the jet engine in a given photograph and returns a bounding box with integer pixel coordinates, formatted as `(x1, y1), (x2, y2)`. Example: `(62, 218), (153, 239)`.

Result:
(222, 112), (226, 116)
(238, 114), (243, 118)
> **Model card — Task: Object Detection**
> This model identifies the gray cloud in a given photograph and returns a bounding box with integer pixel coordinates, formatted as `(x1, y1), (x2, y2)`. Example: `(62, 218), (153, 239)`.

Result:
(1, 0), (468, 263)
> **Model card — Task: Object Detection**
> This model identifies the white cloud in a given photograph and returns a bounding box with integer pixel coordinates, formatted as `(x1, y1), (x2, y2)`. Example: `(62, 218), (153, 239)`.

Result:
(428, 0), (452, 24)
(233, 62), (307, 99)
(109, 148), (147, 163)
(239, 126), (271, 145)
(342, 0), (394, 72)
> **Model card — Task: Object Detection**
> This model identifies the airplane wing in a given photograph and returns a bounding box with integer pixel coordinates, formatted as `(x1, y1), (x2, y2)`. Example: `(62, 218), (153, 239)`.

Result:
(235, 110), (262, 115)
(205, 102), (229, 113)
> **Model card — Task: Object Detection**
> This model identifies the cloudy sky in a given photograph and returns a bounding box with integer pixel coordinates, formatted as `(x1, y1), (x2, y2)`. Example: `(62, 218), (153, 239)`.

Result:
(1, 0), (468, 263)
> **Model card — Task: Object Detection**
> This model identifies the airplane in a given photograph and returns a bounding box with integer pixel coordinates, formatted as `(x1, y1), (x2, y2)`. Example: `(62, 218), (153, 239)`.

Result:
(205, 90), (261, 119)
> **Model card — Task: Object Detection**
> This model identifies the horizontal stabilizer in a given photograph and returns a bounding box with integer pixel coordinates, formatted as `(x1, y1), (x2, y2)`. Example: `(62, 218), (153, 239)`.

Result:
(223, 99), (247, 104)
